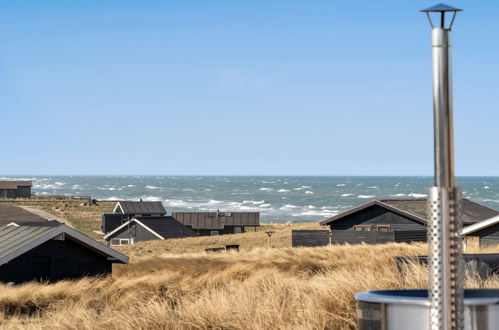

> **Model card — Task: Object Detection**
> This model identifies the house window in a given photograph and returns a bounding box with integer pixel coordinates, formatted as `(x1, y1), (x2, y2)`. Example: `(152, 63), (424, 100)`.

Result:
(210, 231), (219, 236)
(110, 238), (131, 246)
(377, 225), (392, 231)
(234, 227), (242, 234)
(353, 225), (373, 231)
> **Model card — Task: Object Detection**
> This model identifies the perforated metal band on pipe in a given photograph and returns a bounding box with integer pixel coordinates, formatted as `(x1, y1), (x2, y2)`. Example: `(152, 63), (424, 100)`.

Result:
(428, 187), (464, 330)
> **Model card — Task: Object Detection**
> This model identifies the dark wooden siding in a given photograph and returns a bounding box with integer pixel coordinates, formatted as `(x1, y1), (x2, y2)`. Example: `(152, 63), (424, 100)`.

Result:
(292, 230), (330, 247)
(110, 223), (158, 242)
(393, 230), (427, 243)
(16, 186), (31, 198)
(332, 231), (395, 245)
(0, 239), (112, 283)
(328, 205), (426, 231)
(194, 226), (246, 236)
(102, 214), (125, 233)
(0, 189), (16, 198)
(471, 222), (499, 247)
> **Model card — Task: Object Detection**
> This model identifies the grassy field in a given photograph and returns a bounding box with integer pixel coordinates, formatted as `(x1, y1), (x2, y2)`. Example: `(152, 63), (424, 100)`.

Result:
(1, 197), (118, 239)
(1, 241), (498, 330)
(1, 198), (498, 329)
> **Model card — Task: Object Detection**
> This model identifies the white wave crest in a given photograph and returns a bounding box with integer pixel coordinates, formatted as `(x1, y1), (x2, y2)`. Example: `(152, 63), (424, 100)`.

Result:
(243, 200), (265, 205)
(408, 193), (427, 198)
(358, 195), (375, 199)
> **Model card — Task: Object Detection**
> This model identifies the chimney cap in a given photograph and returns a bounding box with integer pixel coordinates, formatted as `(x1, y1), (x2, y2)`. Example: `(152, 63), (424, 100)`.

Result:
(420, 3), (462, 13)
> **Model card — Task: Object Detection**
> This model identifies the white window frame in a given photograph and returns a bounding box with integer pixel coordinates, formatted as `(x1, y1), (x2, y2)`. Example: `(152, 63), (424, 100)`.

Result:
(210, 230), (219, 236)
(234, 227), (242, 234)
(110, 238), (131, 246)
(353, 225), (373, 232)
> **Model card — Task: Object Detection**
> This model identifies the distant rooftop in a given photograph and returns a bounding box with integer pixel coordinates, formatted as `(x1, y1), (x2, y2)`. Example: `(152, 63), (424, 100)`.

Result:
(0, 181), (32, 190)
(320, 198), (499, 226)
(114, 201), (166, 215)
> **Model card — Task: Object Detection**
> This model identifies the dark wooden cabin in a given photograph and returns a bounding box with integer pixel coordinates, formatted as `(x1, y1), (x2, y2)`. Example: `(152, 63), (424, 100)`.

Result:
(171, 211), (260, 236)
(0, 223), (128, 284)
(320, 198), (498, 245)
(103, 216), (197, 246)
(102, 201), (167, 233)
(0, 181), (32, 199)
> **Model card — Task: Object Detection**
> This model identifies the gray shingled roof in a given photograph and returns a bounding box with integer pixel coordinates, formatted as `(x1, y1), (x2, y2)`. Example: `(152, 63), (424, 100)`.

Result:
(172, 212), (260, 230)
(0, 224), (128, 266)
(116, 201), (166, 215)
(0, 181), (32, 189)
(138, 216), (198, 238)
(320, 198), (499, 226)
(0, 203), (48, 225)
(0, 225), (54, 262)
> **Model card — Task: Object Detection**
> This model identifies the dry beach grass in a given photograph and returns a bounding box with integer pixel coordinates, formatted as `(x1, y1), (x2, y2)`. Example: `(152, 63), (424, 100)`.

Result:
(1, 242), (499, 330)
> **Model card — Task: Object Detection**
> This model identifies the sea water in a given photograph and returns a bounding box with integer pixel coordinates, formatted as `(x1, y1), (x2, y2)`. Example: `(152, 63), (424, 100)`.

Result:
(2, 176), (498, 223)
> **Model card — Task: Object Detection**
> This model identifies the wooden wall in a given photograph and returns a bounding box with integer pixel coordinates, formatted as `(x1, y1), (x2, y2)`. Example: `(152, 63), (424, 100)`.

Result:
(0, 239), (112, 283)
(292, 230), (330, 247)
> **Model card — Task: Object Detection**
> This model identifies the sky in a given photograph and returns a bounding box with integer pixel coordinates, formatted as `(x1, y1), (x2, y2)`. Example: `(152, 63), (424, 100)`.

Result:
(0, 1), (498, 176)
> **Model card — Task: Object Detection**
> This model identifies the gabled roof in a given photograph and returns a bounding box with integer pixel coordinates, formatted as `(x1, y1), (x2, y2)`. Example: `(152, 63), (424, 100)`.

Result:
(462, 215), (499, 236)
(0, 224), (128, 266)
(320, 198), (499, 226)
(113, 201), (166, 215)
(103, 217), (197, 240)
(0, 181), (32, 189)
(171, 212), (260, 230)
(137, 216), (197, 238)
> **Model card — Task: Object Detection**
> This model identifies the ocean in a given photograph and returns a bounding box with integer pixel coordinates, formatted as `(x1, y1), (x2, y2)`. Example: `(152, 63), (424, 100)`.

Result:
(2, 176), (498, 223)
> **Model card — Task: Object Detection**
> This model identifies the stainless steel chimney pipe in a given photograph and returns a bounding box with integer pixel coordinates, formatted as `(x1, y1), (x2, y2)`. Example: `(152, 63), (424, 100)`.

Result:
(421, 4), (463, 330)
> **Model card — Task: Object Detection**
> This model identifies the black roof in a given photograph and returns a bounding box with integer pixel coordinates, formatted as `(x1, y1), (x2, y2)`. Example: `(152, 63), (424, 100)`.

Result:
(115, 201), (166, 215)
(136, 216), (197, 239)
(0, 224), (128, 265)
(0, 203), (51, 225)
(320, 198), (499, 226)
(171, 212), (260, 230)
(0, 181), (32, 189)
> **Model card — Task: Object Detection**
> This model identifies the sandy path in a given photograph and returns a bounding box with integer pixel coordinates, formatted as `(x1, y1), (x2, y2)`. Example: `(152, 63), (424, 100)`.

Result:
(18, 206), (74, 228)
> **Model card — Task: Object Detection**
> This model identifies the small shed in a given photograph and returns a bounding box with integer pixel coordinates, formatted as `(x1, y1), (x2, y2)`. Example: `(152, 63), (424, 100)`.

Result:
(0, 181), (32, 199)
(0, 223), (128, 283)
(104, 216), (197, 246)
(102, 201), (168, 233)
(320, 198), (498, 245)
(171, 211), (260, 236)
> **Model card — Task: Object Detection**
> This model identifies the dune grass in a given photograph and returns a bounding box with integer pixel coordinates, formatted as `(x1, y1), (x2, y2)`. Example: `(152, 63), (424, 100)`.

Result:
(1, 242), (499, 330)
(0, 197), (115, 239)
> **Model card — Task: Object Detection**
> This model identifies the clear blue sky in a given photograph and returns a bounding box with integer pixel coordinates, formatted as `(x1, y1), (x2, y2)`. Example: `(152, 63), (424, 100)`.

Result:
(1, 1), (498, 176)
